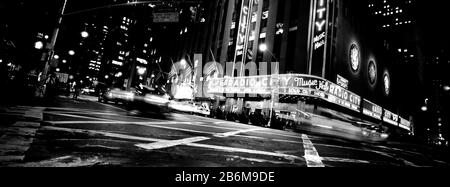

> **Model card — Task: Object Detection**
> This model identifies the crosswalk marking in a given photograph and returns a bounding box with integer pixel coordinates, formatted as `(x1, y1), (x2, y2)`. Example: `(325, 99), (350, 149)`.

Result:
(301, 134), (325, 167)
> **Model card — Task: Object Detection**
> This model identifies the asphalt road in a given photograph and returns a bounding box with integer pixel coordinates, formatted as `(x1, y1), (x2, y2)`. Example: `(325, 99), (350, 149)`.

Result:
(1, 95), (449, 167)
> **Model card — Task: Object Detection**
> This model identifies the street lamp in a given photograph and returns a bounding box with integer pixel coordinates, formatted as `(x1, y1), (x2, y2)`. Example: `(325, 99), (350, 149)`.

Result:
(259, 43), (279, 128)
(68, 50), (75, 56)
(259, 43), (279, 62)
(81, 31), (89, 38)
(34, 41), (44, 50)
(180, 59), (187, 67)
(444, 85), (450, 91)
(259, 43), (268, 52)
(421, 106), (428, 112)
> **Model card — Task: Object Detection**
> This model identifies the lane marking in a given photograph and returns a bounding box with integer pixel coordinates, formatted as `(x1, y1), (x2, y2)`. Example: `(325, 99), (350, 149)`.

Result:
(95, 102), (128, 112)
(362, 147), (421, 167)
(43, 126), (162, 142)
(312, 124), (333, 129)
(45, 118), (303, 144)
(186, 142), (303, 161)
(47, 120), (303, 146)
(321, 157), (370, 164)
(62, 111), (167, 122)
(42, 126), (303, 161)
(225, 155), (303, 166)
(45, 112), (114, 121)
(312, 143), (371, 152)
(45, 121), (217, 135)
(136, 128), (261, 151)
(136, 137), (210, 150)
(46, 109), (303, 140)
(301, 134), (325, 167)
(214, 128), (263, 138)
(46, 119), (250, 136)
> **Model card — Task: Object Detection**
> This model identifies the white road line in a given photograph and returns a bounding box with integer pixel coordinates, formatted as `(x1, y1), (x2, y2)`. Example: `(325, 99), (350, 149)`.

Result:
(225, 155), (303, 166)
(46, 120), (217, 135)
(312, 143), (370, 152)
(42, 126), (303, 161)
(46, 119), (303, 143)
(186, 142), (303, 161)
(249, 130), (302, 140)
(64, 111), (166, 122)
(321, 157), (370, 164)
(48, 109), (303, 140)
(47, 121), (173, 125)
(43, 126), (162, 142)
(95, 102), (128, 112)
(301, 134), (325, 167)
(362, 147), (421, 167)
(312, 124), (333, 129)
(45, 112), (114, 121)
(214, 128), (263, 138)
(272, 139), (302, 144)
(136, 128), (261, 150)
(136, 136), (210, 150)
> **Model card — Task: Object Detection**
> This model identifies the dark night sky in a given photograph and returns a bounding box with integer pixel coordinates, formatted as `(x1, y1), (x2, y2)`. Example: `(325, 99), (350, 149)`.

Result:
(1, 0), (449, 70)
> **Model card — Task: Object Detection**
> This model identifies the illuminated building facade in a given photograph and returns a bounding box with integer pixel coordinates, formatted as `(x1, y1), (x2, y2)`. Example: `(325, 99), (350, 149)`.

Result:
(61, 7), (159, 89)
(172, 0), (423, 134)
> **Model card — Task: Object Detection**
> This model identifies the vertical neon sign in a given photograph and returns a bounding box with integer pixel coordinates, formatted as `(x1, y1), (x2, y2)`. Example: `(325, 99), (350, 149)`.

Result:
(308, 0), (330, 77)
(233, 0), (253, 77)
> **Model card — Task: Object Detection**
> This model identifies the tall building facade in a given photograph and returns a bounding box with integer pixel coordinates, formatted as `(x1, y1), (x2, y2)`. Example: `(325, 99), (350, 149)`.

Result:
(171, 0), (420, 135)
(57, 5), (159, 90)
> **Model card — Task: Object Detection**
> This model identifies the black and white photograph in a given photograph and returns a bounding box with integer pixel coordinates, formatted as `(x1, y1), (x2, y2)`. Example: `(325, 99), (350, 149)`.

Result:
(1, 0), (449, 182)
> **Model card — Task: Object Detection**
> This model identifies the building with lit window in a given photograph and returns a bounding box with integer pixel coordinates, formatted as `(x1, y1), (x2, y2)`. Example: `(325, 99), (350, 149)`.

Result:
(170, 0), (423, 136)
(59, 6), (160, 90)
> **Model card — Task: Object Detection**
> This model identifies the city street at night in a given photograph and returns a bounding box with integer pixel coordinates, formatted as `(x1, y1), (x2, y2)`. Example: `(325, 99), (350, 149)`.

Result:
(1, 0), (450, 176)
(1, 96), (448, 167)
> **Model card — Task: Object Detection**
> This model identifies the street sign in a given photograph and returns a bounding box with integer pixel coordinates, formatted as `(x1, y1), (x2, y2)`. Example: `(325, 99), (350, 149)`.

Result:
(153, 12), (179, 23)
(55, 73), (69, 83)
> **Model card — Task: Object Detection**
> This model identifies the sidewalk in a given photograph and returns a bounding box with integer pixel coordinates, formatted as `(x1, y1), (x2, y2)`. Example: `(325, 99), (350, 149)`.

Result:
(0, 106), (44, 166)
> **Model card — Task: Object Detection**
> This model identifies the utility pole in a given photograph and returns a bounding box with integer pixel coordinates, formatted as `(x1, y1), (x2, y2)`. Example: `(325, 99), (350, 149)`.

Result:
(42, 0), (68, 84)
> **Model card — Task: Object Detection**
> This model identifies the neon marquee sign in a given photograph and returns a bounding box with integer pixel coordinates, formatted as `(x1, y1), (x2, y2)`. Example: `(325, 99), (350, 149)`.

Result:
(313, 0), (328, 51)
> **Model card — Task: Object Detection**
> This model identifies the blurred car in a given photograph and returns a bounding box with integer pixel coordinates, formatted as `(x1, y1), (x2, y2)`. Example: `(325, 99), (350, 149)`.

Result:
(127, 85), (171, 117)
(168, 100), (211, 116)
(168, 100), (198, 114)
(98, 87), (134, 104)
(356, 121), (390, 141)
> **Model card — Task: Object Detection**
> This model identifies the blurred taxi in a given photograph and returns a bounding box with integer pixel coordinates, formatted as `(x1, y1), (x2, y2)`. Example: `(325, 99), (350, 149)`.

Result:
(98, 87), (135, 104)
(128, 85), (171, 115)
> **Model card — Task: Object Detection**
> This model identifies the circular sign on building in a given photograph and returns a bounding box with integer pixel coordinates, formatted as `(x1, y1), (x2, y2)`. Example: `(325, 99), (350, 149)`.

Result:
(349, 44), (360, 72)
(368, 60), (377, 85)
(383, 71), (391, 96)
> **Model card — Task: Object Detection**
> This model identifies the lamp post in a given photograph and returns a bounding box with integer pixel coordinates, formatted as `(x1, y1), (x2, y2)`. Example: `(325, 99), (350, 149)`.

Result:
(42, 0), (68, 83)
(259, 43), (279, 128)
